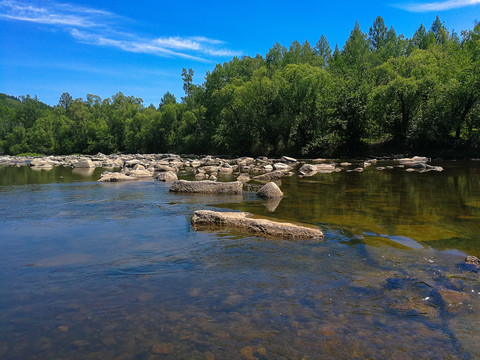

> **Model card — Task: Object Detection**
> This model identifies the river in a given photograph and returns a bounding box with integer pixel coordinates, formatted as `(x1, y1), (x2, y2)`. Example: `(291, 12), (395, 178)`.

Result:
(0, 159), (479, 359)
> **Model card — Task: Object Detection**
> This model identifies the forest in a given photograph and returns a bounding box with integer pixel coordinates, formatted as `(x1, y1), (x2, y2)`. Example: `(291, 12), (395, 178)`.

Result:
(1, 16), (479, 157)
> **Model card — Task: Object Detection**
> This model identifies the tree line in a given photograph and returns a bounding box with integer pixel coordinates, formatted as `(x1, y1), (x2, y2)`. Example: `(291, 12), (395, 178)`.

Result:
(1, 16), (479, 157)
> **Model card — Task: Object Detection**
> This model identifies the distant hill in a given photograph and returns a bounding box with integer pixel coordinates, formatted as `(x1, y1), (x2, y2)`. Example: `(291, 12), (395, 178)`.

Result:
(0, 93), (51, 110)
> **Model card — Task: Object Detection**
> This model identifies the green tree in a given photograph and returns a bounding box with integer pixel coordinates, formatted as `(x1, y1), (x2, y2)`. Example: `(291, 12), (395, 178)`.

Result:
(159, 91), (177, 109)
(181, 68), (194, 97)
(58, 92), (73, 112)
(369, 16), (388, 50)
(314, 35), (332, 68)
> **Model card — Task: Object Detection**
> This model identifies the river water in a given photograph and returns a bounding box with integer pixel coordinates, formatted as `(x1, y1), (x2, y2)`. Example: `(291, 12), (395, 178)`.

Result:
(0, 160), (479, 359)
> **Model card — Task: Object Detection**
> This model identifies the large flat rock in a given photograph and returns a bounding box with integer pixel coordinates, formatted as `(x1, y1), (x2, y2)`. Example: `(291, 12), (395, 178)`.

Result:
(191, 210), (324, 240)
(98, 172), (138, 182)
(169, 180), (243, 194)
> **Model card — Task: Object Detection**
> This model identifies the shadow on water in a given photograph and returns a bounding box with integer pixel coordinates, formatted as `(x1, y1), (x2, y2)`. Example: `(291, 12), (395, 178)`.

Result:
(0, 163), (479, 359)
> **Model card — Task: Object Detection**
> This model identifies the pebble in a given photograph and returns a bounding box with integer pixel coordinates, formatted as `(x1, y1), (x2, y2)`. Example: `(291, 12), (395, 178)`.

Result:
(151, 342), (175, 354)
(73, 340), (89, 347)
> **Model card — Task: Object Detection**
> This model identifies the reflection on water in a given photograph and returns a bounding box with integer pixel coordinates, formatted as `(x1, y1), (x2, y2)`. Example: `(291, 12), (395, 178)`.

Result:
(0, 162), (479, 359)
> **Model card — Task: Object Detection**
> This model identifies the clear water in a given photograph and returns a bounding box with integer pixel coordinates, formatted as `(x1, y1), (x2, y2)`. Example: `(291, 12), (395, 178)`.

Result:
(0, 161), (479, 359)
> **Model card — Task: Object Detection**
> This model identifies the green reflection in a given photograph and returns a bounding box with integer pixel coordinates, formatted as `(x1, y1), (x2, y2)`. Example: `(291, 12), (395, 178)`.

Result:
(0, 165), (117, 186)
(217, 160), (480, 256)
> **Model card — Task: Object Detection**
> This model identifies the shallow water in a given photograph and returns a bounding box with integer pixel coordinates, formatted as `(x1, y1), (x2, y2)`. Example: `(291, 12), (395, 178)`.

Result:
(0, 161), (479, 359)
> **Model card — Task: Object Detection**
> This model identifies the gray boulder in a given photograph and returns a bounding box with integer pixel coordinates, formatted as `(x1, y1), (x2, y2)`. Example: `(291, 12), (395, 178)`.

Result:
(273, 162), (289, 170)
(98, 172), (138, 182)
(299, 164), (317, 175)
(73, 159), (95, 168)
(156, 171), (178, 182)
(169, 180), (243, 194)
(257, 182), (283, 199)
(237, 173), (251, 182)
(281, 156), (297, 163)
(127, 165), (154, 177)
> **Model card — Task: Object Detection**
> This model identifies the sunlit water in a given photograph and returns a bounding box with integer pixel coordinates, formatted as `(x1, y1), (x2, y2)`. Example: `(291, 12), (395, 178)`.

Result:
(0, 161), (479, 359)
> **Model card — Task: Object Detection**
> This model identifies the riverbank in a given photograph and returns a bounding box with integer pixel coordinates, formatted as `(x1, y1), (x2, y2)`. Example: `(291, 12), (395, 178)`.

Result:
(0, 152), (463, 176)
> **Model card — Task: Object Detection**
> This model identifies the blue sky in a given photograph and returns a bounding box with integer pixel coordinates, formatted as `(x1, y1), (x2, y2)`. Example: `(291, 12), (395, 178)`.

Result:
(1, 0), (479, 106)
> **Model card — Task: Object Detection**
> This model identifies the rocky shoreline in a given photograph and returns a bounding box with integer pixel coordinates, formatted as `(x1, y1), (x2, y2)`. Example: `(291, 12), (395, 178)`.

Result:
(0, 153), (452, 180)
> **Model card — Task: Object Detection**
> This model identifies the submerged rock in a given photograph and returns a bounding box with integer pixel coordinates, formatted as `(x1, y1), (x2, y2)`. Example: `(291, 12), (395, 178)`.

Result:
(237, 173), (251, 182)
(151, 342), (174, 355)
(256, 182), (283, 199)
(438, 289), (470, 309)
(169, 180), (243, 194)
(253, 170), (292, 182)
(191, 210), (324, 240)
(316, 163), (336, 173)
(466, 255), (480, 267)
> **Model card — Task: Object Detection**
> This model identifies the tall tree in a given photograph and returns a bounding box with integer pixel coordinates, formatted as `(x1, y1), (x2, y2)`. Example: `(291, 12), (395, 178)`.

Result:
(431, 15), (447, 44)
(266, 43), (287, 69)
(341, 21), (370, 72)
(369, 16), (388, 50)
(181, 68), (194, 97)
(159, 91), (177, 109)
(314, 35), (332, 67)
(58, 92), (73, 112)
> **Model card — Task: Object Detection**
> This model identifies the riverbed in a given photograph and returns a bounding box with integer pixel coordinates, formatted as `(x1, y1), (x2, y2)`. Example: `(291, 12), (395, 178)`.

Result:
(0, 160), (479, 359)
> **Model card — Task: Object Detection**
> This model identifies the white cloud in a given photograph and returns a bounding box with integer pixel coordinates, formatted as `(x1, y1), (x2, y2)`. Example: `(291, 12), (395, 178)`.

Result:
(204, 48), (244, 57)
(154, 37), (202, 51)
(397, 0), (480, 12)
(0, 0), (241, 60)
(71, 29), (210, 62)
(0, 0), (115, 27)
(190, 36), (225, 45)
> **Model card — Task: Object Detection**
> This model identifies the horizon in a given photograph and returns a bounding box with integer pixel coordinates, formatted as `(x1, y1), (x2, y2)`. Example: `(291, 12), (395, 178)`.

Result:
(1, 0), (479, 107)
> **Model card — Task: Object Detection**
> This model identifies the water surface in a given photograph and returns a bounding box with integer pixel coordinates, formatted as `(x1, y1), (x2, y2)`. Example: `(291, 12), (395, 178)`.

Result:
(0, 161), (479, 359)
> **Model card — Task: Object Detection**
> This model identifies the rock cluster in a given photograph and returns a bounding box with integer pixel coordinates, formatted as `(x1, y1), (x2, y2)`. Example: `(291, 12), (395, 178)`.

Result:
(395, 156), (443, 172)
(1, 153), (449, 178)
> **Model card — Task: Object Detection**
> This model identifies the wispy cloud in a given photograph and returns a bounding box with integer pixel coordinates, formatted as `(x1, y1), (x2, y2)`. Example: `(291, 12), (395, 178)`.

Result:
(70, 29), (208, 62)
(0, 0), (242, 60)
(0, 0), (117, 27)
(396, 0), (480, 12)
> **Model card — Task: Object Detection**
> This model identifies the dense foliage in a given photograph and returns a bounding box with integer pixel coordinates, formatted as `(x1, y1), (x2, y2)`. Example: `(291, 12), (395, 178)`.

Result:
(1, 16), (479, 156)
